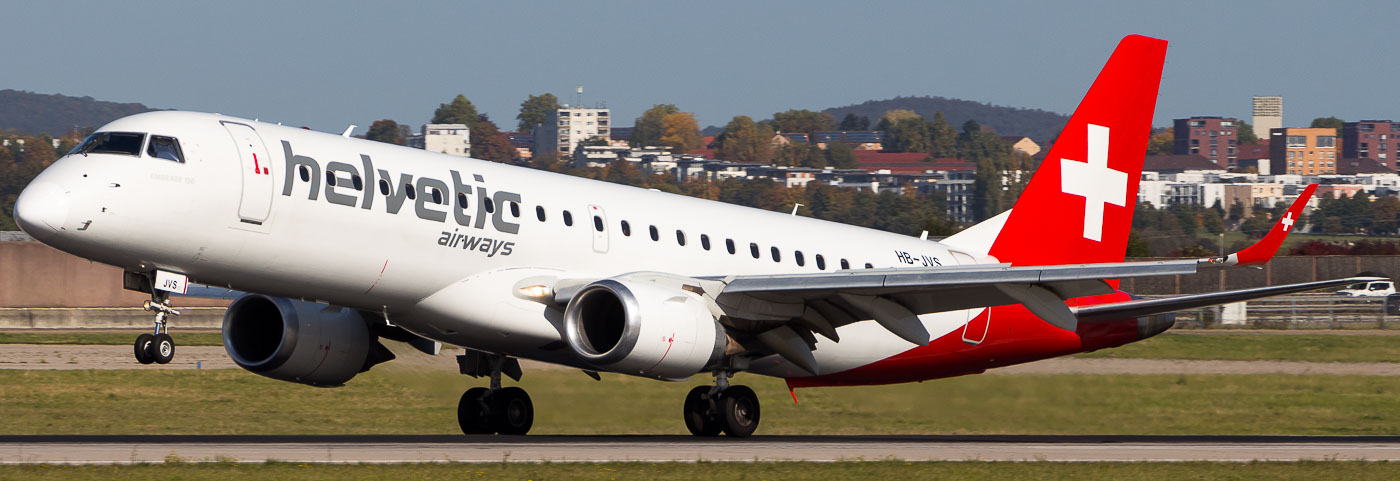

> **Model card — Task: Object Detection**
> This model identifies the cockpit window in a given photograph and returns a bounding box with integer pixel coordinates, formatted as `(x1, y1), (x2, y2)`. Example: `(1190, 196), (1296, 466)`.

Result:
(147, 136), (184, 163)
(71, 132), (145, 157)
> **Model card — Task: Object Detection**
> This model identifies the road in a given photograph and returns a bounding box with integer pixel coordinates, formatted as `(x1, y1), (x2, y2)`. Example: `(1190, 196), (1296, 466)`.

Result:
(4, 434), (1400, 463)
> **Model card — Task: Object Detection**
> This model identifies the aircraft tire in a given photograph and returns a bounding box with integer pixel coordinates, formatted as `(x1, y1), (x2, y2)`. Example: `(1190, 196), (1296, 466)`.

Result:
(133, 334), (155, 365)
(151, 333), (175, 364)
(457, 387), (492, 435)
(683, 386), (722, 436)
(490, 387), (534, 435)
(719, 385), (760, 438)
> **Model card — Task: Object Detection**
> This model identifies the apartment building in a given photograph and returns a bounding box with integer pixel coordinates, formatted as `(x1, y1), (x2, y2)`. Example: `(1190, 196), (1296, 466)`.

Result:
(533, 106), (610, 159)
(1269, 127), (1338, 175)
(1172, 116), (1239, 168)
(1341, 120), (1400, 170)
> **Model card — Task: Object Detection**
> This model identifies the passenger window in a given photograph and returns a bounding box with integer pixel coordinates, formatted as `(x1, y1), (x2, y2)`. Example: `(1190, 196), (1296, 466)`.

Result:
(72, 132), (144, 156)
(840, 259), (850, 270)
(865, 263), (874, 269)
(431, 188), (443, 205)
(701, 234), (711, 251)
(563, 211), (573, 226)
(303, 166), (313, 183)
(726, 239), (736, 255)
(795, 251), (805, 267)
(816, 254), (826, 270)
(484, 197), (494, 212)
(621, 220), (631, 236)
(457, 193), (469, 209)
(146, 135), (184, 162)
(351, 175), (363, 191)
(510, 202), (520, 217)
(750, 243), (760, 259)
(770, 247), (781, 263)
(405, 183), (416, 200)
(649, 225), (659, 241)
(325, 172), (337, 187)
(378, 179), (389, 195)
(536, 206), (546, 222)
(593, 216), (604, 232)
(676, 230), (686, 246)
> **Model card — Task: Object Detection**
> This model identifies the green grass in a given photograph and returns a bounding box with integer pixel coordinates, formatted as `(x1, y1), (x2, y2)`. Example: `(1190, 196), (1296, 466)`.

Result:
(2, 461), (1399, 480)
(5, 367), (1400, 436)
(0, 332), (224, 346)
(1077, 332), (1400, 362)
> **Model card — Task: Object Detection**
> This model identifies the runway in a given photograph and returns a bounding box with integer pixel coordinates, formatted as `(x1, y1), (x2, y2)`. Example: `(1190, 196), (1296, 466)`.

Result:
(5, 435), (1400, 463)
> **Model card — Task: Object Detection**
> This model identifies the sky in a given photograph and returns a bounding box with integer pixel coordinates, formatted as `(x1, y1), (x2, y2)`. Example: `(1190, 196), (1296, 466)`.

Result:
(2, 0), (1395, 135)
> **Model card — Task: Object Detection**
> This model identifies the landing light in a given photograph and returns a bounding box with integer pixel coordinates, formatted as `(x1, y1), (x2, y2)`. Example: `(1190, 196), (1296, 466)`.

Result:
(518, 285), (553, 299)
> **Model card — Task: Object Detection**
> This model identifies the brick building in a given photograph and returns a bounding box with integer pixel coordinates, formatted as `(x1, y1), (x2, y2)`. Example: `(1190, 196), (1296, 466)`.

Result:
(1173, 116), (1239, 168)
(1341, 120), (1400, 170)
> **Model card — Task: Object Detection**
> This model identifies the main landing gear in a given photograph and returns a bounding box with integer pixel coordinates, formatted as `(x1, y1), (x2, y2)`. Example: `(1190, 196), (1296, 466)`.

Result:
(133, 292), (179, 365)
(683, 371), (760, 438)
(457, 353), (534, 435)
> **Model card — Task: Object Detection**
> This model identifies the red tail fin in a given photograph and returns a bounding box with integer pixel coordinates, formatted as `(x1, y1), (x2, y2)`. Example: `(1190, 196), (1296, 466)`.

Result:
(985, 35), (1167, 266)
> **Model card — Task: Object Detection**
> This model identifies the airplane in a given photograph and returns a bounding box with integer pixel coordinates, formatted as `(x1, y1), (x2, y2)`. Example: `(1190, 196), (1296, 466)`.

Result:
(11, 34), (1374, 437)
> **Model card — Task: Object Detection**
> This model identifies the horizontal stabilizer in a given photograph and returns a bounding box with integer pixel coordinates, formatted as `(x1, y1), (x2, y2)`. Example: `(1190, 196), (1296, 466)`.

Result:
(1075, 276), (1384, 322)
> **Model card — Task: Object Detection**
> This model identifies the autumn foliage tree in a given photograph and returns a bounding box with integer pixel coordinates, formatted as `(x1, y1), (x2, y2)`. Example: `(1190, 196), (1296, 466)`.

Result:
(715, 115), (774, 163)
(659, 112), (703, 153)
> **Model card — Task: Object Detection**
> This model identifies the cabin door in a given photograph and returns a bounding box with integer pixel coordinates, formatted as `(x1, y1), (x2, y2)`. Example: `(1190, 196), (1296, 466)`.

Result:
(222, 122), (274, 224)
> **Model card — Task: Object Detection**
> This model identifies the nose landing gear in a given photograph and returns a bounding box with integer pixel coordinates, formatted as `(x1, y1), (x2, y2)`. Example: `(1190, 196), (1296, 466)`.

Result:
(132, 293), (179, 364)
(683, 371), (761, 438)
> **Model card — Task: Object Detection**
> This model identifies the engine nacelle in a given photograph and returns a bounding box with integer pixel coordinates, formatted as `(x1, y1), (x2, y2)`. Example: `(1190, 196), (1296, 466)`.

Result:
(222, 294), (389, 387)
(563, 276), (726, 380)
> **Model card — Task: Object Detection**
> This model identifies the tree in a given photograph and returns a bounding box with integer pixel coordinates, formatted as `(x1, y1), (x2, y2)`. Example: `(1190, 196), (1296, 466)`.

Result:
(516, 93), (559, 132)
(927, 112), (958, 158)
(659, 112), (703, 153)
(1310, 116), (1345, 137)
(470, 115), (517, 164)
(838, 113), (870, 130)
(1236, 119), (1258, 144)
(772, 109), (835, 134)
(876, 110), (930, 153)
(715, 116), (774, 163)
(17, 136), (57, 165)
(633, 104), (679, 148)
(365, 119), (404, 145)
(1146, 131), (1174, 155)
(956, 120), (1009, 161)
(826, 141), (858, 169)
(432, 95), (480, 128)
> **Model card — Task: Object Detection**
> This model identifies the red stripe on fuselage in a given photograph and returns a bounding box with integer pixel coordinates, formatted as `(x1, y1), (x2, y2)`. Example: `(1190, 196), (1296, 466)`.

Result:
(786, 291), (1140, 388)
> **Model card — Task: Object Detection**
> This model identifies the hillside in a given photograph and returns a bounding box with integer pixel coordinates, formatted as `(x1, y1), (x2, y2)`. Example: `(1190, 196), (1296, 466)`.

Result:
(0, 90), (154, 136)
(824, 96), (1069, 140)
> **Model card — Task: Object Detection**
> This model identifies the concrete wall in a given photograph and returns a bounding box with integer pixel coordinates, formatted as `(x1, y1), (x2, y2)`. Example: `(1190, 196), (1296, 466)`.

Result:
(1, 242), (229, 308)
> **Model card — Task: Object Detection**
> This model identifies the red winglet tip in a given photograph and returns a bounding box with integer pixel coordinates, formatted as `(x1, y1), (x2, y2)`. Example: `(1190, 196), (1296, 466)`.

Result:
(1229, 184), (1316, 265)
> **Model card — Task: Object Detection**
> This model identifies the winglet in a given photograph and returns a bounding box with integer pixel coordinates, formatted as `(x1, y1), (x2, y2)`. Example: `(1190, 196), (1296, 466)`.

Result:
(1203, 183), (1317, 267)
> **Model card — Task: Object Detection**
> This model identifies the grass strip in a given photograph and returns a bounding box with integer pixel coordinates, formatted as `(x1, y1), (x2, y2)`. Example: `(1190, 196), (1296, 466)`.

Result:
(4, 368), (1400, 435)
(2, 461), (1399, 480)
(0, 332), (224, 346)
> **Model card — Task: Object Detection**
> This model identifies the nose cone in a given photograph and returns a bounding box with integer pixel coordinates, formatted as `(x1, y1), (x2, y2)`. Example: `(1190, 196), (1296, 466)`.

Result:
(14, 181), (69, 240)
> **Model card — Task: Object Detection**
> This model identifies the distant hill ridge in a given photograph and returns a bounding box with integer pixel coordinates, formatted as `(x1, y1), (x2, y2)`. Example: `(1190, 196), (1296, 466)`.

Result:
(0, 89), (154, 136)
(823, 95), (1069, 140)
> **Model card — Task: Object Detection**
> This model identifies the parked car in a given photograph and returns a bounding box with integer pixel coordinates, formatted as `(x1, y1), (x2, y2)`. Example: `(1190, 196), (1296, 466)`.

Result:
(1335, 280), (1396, 297)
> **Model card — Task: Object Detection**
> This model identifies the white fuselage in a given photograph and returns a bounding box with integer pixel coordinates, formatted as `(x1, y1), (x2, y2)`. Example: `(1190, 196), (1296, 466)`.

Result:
(19, 111), (991, 379)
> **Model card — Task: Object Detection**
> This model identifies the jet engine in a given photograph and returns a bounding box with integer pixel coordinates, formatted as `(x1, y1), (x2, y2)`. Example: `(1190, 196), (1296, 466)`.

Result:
(563, 276), (727, 380)
(222, 294), (393, 387)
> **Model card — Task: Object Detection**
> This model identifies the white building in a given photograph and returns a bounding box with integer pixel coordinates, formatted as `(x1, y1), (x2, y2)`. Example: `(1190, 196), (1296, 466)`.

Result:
(535, 106), (611, 159)
(408, 124), (471, 157)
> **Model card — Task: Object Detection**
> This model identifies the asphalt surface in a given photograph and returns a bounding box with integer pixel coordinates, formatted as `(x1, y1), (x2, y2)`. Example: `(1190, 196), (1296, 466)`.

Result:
(4, 434), (1400, 463)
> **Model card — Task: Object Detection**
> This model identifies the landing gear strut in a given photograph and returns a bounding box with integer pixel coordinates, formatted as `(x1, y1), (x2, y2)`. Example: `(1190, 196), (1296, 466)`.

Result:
(133, 291), (179, 365)
(683, 371), (760, 437)
(456, 353), (533, 435)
